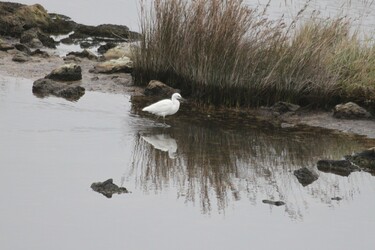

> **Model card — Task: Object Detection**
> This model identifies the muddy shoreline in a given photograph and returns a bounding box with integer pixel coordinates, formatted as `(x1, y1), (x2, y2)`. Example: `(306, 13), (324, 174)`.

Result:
(1, 43), (375, 139)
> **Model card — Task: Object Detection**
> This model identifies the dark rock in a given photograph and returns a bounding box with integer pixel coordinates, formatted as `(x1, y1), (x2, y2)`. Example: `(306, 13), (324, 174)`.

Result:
(345, 147), (375, 175)
(46, 13), (77, 34)
(331, 197), (342, 201)
(79, 41), (91, 48)
(97, 42), (117, 54)
(333, 102), (372, 119)
(15, 43), (31, 55)
(270, 101), (300, 114)
(20, 27), (49, 48)
(66, 49), (98, 60)
(72, 24), (131, 40)
(144, 80), (180, 98)
(60, 37), (74, 44)
(317, 159), (360, 177)
(262, 200), (285, 206)
(12, 52), (31, 62)
(294, 167), (319, 186)
(91, 179), (129, 198)
(45, 63), (82, 81)
(32, 78), (85, 101)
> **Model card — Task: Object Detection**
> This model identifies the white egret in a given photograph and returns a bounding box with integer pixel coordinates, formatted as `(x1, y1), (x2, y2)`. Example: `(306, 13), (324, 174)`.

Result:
(142, 93), (183, 124)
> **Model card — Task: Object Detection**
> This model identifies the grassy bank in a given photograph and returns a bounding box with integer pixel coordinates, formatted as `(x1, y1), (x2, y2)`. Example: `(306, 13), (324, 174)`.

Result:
(132, 0), (375, 108)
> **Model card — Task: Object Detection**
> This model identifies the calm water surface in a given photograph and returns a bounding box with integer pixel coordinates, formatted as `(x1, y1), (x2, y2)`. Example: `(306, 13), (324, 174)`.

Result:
(1, 76), (375, 250)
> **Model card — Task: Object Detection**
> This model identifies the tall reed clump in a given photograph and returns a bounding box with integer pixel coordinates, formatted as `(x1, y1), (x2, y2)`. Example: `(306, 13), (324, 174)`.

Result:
(133, 0), (375, 107)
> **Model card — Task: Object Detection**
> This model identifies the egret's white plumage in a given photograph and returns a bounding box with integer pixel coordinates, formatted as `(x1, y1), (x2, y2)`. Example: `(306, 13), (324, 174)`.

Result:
(142, 93), (183, 123)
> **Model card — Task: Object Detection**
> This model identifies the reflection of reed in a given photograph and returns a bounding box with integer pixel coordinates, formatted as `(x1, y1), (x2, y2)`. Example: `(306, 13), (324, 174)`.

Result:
(127, 116), (373, 217)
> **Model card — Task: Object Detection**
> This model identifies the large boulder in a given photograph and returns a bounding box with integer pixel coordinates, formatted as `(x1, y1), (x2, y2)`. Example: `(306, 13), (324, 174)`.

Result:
(32, 78), (85, 101)
(0, 2), (51, 37)
(91, 179), (129, 198)
(333, 102), (372, 119)
(144, 80), (179, 98)
(90, 56), (133, 74)
(317, 159), (360, 177)
(345, 148), (375, 175)
(45, 63), (82, 81)
(294, 167), (319, 186)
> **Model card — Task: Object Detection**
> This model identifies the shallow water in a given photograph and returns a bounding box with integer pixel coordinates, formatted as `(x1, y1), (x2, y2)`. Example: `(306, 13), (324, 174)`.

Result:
(1, 76), (375, 250)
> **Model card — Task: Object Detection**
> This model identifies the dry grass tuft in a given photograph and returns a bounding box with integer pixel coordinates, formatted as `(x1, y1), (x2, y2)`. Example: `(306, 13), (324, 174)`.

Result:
(133, 0), (375, 108)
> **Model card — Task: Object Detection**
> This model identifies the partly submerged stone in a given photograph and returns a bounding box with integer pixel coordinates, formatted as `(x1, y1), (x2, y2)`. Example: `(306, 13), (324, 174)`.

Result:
(45, 63), (82, 81)
(91, 56), (133, 74)
(144, 80), (179, 98)
(345, 147), (375, 175)
(293, 167), (319, 186)
(91, 179), (129, 198)
(32, 78), (85, 101)
(317, 159), (360, 177)
(333, 102), (372, 119)
(262, 200), (285, 206)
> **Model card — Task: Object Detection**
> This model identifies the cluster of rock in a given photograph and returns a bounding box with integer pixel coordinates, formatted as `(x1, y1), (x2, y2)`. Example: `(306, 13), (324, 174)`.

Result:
(0, 2), (139, 49)
(1, 2), (139, 101)
(293, 147), (375, 189)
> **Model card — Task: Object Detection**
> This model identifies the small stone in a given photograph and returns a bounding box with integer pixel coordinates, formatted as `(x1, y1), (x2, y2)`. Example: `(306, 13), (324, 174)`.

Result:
(91, 179), (129, 198)
(262, 200), (285, 206)
(294, 167), (319, 186)
(12, 52), (31, 62)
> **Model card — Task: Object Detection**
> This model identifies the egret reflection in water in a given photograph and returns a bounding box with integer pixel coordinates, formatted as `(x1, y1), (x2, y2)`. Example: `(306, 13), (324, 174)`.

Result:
(141, 133), (178, 159)
(127, 98), (375, 217)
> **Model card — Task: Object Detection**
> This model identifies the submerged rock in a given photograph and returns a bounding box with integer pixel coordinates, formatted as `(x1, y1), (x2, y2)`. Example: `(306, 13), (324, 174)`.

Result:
(293, 167), (319, 186)
(45, 63), (82, 81)
(144, 80), (179, 98)
(91, 179), (129, 198)
(32, 78), (85, 101)
(345, 147), (375, 175)
(317, 159), (360, 177)
(262, 200), (285, 206)
(333, 102), (372, 119)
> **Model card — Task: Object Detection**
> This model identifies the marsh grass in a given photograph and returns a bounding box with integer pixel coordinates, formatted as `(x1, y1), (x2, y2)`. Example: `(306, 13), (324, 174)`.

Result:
(133, 0), (375, 107)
